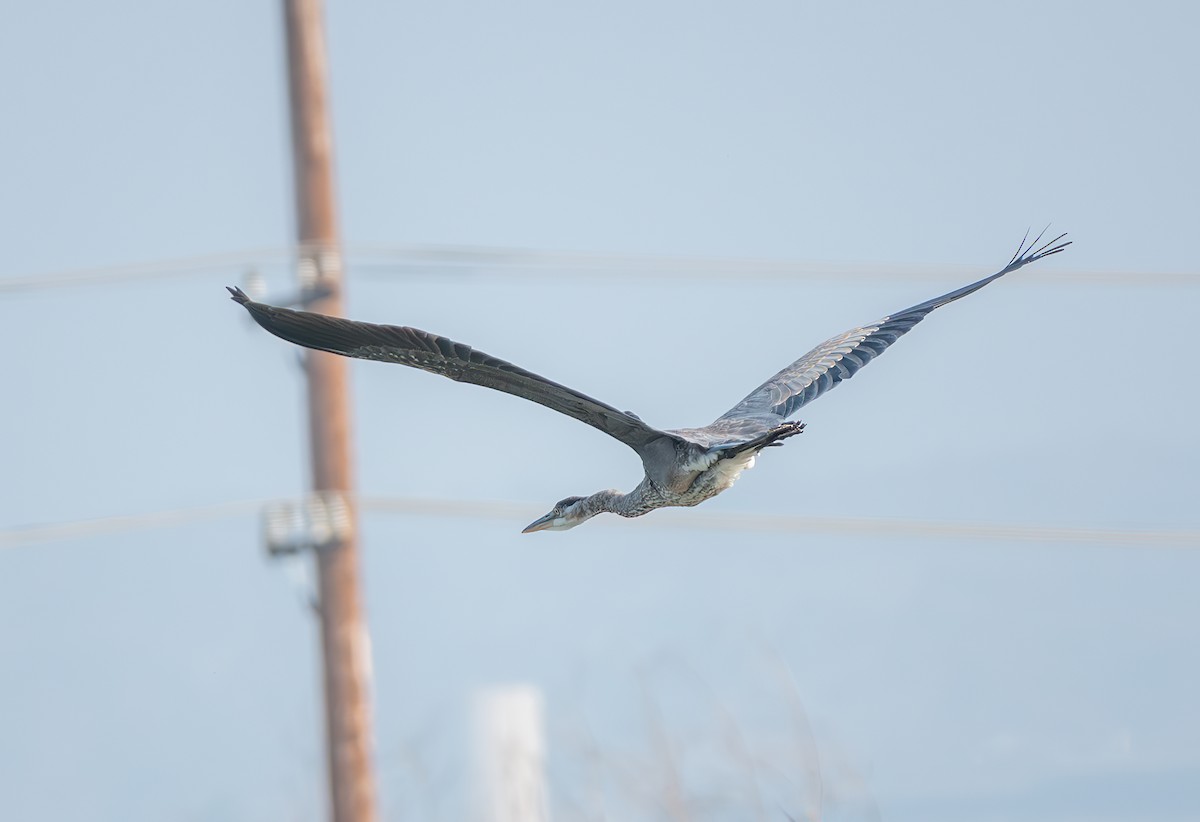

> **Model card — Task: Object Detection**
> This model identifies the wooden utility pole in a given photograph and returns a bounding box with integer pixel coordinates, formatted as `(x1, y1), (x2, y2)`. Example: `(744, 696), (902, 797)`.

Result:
(282, 2), (378, 821)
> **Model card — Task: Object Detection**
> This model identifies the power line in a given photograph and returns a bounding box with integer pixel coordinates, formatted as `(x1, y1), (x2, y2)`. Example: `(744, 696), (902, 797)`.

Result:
(0, 247), (292, 293)
(3, 495), (1196, 550)
(2, 244), (1196, 293)
(362, 497), (1200, 548)
(347, 245), (1200, 288)
(0, 499), (268, 547)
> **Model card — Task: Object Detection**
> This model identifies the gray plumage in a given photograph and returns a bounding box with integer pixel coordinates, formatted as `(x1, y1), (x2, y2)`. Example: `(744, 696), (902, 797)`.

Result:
(229, 230), (1069, 532)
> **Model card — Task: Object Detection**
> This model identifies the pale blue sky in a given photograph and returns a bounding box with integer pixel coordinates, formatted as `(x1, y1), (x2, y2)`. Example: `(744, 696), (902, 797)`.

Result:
(1, 2), (1197, 820)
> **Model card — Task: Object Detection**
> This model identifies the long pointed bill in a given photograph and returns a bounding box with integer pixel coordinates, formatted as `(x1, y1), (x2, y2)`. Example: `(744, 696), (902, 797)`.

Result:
(521, 513), (557, 534)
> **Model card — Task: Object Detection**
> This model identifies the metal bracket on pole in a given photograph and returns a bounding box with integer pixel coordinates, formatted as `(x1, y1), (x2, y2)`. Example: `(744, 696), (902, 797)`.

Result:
(296, 243), (341, 308)
(262, 491), (354, 557)
(236, 246), (340, 318)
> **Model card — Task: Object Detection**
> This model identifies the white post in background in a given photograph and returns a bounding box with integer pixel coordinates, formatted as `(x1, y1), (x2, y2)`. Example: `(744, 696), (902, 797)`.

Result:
(473, 686), (550, 822)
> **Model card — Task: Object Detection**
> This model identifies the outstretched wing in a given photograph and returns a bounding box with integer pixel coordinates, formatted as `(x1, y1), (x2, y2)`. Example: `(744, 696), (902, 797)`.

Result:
(716, 230), (1070, 424)
(229, 288), (676, 454)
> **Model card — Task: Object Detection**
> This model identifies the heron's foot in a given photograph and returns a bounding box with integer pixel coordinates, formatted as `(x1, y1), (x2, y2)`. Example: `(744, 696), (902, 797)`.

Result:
(728, 421), (806, 455)
(768, 421), (806, 443)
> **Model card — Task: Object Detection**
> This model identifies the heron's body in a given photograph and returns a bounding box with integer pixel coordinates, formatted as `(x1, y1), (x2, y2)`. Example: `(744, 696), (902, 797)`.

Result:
(229, 231), (1068, 532)
(616, 448), (765, 516)
(672, 449), (764, 506)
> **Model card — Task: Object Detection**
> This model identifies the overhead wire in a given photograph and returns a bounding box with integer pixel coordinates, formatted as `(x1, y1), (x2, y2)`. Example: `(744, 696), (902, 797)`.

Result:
(0, 499), (270, 548)
(2, 495), (1196, 551)
(346, 244), (1200, 287)
(0, 247), (293, 293)
(1, 244), (1196, 293)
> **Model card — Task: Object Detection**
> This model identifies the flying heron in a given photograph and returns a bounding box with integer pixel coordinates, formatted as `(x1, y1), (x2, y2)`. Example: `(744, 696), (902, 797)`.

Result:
(230, 231), (1068, 533)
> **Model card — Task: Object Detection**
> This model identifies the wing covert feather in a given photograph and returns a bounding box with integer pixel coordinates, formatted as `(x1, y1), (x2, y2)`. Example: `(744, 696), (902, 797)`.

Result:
(717, 231), (1069, 424)
(717, 312), (924, 422)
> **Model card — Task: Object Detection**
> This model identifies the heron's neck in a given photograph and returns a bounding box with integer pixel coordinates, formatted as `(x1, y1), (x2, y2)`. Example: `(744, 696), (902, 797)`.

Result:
(580, 490), (624, 518)
(582, 486), (652, 520)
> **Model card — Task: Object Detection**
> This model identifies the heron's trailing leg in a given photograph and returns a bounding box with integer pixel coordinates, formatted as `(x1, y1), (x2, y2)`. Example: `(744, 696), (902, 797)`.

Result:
(722, 421), (806, 458)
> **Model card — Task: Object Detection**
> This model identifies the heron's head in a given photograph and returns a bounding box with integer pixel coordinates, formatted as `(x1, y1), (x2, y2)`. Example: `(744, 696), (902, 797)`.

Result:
(522, 495), (590, 533)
